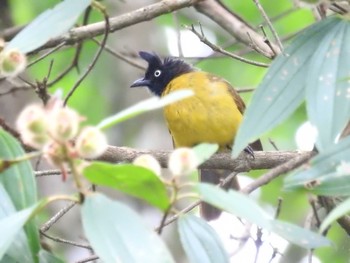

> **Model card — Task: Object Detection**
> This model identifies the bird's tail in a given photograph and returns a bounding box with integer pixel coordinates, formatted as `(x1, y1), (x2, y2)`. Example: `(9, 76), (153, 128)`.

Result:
(199, 140), (262, 221)
(199, 169), (239, 221)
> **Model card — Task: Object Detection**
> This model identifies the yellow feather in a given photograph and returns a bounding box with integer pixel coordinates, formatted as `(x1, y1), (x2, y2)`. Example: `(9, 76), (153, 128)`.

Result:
(162, 71), (243, 149)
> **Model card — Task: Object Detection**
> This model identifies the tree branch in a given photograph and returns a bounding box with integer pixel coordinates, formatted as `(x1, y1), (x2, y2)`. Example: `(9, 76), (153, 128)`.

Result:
(194, 0), (279, 58)
(12, 0), (200, 54)
(99, 146), (314, 172)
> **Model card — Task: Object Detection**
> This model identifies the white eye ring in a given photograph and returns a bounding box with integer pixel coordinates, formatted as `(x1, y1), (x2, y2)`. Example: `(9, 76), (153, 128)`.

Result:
(154, 69), (162, 77)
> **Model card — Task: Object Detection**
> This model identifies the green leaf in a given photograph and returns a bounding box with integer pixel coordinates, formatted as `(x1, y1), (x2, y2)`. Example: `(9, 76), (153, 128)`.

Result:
(284, 135), (350, 191)
(192, 143), (219, 166)
(198, 183), (271, 228)
(233, 16), (340, 156)
(271, 220), (331, 249)
(304, 171), (350, 196)
(6, 0), (91, 53)
(0, 129), (40, 261)
(178, 214), (229, 263)
(320, 197), (350, 233)
(306, 17), (350, 151)
(97, 90), (194, 130)
(198, 183), (330, 249)
(0, 204), (40, 260)
(81, 194), (175, 263)
(83, 162), (170, 211)
(0, 184), (33, 263)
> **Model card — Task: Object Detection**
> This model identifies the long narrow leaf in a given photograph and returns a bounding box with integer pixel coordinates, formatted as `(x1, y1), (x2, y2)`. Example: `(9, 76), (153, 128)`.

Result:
(97, 90), (193, 130)
(178, 215), (229, 263)
(82, 194), (175, 263)
(284, 135), (350, 191)
(306, 17), (350, 151)
(6, 0), (91, 53)
(233, 17), (340, 156)
(0, 129), (39, 260)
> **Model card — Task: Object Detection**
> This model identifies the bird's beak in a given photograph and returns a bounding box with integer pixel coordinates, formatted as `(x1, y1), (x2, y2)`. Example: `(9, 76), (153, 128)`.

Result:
(130, 78), (151, 88)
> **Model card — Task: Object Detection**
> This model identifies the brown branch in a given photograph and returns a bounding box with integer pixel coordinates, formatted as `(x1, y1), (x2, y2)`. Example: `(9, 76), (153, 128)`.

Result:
(4, 0), (200, 54)
(159, 149), (315, 229)
(241, 151), (315, 194)
(99, 146), (314, 172)
(194, 0), (278, 58)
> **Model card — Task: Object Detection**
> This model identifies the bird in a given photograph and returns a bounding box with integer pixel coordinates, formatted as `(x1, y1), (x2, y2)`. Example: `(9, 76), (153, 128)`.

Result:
(130, 51), (262, 220)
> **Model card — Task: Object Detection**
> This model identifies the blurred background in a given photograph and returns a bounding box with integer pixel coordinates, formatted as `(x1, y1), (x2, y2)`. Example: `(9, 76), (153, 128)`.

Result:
(1, 0), (349, 262)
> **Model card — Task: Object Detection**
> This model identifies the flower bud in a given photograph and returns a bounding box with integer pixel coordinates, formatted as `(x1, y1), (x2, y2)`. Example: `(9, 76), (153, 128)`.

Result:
(0, 48), (27, 77)
(16, 104), (49, 149)
(168, 148), (199, 176)
(75, 127), (108, 159)
(48, 107), (81, 142)
(43, 141), (66, 168)
(133, 154), (161, 176)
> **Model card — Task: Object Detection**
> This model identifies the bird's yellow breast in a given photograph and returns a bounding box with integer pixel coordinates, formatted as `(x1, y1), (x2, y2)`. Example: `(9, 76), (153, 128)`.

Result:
(162, 71), (243, 149)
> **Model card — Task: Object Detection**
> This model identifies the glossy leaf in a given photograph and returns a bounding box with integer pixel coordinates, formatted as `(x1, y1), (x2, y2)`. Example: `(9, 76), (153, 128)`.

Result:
(198, 183), (271, 228)
(6, 0), (91, 53)
(192, 143), (219, 165)
(0, 129), (39, 260)
(198, 183), (330, 249)
(320, 197), (350, 233)
(97, 89), (193, 130)
(305, 171), (350, 196)
(271, 220), (331, 249)
(306, 17), (350, 151)
(233, 16), (340, 156)
(178, 214), (229, 263)
(81, 194), (175, 263)
(83, 162), (170, 211)
(0, 204), (39, 260)
(0, 184), (32, 263)
(284, 135), (350, 191)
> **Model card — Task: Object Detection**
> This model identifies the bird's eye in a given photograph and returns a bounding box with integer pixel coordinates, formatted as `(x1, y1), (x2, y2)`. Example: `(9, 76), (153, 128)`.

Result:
(154, 69), (162, 77)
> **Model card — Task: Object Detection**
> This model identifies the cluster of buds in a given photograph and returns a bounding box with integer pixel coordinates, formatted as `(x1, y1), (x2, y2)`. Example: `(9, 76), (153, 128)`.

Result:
(0, 40), (27, 77)
(16, 99), (108, 178)
(133, 148), (199, 177)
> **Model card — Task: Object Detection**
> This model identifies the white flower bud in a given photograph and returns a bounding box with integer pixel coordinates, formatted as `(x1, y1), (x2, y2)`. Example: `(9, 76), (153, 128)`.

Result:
(0, 48), (27, 77)
(16, 104), (49, 149)
(43, 141), (66, 168)
(48, 107), (81, 142)
(75, 127), (108, 159)
(133, 154), (161, 176)
(168, 148), (199, 176)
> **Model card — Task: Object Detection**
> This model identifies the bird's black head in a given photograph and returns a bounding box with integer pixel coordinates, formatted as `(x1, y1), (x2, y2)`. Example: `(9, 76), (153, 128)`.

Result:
(130, 51), (194, 96)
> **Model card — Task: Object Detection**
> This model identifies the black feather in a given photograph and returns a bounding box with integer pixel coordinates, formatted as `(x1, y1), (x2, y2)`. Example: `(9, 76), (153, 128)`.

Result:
(136, 51), (194, 96)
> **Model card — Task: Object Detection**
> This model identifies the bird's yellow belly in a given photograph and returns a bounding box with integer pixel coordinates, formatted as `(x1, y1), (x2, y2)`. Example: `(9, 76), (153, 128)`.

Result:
(162, 72), (243, 148)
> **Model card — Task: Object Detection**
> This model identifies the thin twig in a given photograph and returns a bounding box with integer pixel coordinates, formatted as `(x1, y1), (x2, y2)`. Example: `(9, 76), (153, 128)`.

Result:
(40, 201), (77, 232)
(91, 39), (145, 70)
(0, 85), (31, 96)
(157, 205), (172, 235)
(76, 255), (99, 263)
(241, 152), (315, 194)
(274, 197), (283, 219)
(26, 42), (66, 68)
(252, 0), (284, 53)
(259, 25), (278, 57)
(40, 231), (91, 249)
(186, 24), (269, 68)
(64, 10), (110, 105)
